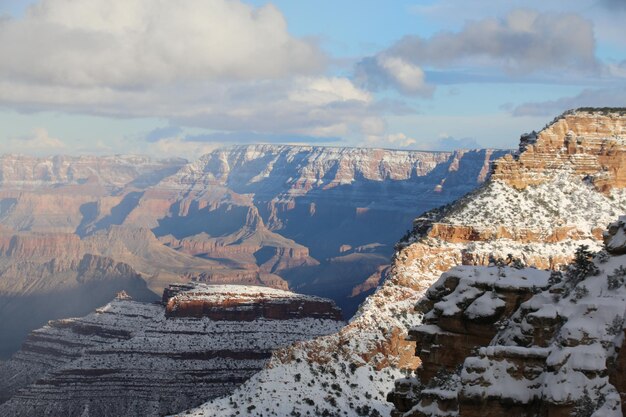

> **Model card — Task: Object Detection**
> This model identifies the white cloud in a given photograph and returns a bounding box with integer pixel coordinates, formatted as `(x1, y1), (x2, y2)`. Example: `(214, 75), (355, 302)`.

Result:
(366, 132), (417, 148)
(288, 77), (372, 106)
(377, 56), (433, 96)
(0, 0), (392, 141)
(3, 128), (66, 154)
(357, 9), (599, 95)
(384, 133), (417, 147)
(0, 0), (324, 87)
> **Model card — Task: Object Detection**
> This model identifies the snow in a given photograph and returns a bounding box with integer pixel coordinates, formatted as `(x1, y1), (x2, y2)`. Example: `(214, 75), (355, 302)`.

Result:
(445, 172), (626, 233)
(459, 253), (626, 411)
(464, 292), (506, 319)
(168, 283), (334, 305)
(436, 265), (550, 290)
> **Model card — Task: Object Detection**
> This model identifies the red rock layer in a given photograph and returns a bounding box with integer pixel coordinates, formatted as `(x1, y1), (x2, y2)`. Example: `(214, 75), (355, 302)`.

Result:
(164, 285), (343, 321)
(492, 111), (626, 192)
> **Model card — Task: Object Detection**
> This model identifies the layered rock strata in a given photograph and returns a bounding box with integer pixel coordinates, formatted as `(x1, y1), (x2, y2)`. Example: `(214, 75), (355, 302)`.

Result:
(164, 284), (343, 321)
(0, 284), (343, 417)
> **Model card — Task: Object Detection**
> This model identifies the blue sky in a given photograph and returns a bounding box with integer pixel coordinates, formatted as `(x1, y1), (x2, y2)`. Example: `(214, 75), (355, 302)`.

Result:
(0, 0), (624, 157)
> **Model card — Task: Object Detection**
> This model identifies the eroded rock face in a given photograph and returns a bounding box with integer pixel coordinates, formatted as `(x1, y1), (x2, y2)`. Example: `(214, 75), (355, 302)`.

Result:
(0, 284), (343, 417)
(0, 146), (502, 361)
(491, 110), (626, 192)
(139, 145), (505, 317)
(389, 212), (626, 417)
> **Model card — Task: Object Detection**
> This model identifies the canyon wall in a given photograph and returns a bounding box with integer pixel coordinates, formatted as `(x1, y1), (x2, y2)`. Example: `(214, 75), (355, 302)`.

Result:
(185, 109), (626, 417)
(0, 146), (500, 359)
(389, 218), (626, 417)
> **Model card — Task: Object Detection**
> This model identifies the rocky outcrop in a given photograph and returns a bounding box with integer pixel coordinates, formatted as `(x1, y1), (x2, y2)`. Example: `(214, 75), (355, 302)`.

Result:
(412, 266), (549, 382)
(604, 215), (626, 255)
(389, 225), (626, 417)
(0, 284), (344, 417)
(491, 110), (626, 192)
(164, 283), (342, 321)
(388, 264), (552, 416)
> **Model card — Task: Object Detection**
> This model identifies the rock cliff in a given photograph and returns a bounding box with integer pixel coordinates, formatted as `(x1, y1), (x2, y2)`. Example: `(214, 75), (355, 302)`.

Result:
(0, 284), (343, 417)
(183, 109), (626, 417)
(389, 219), (626, 417)
(164, 283), (342, 321)
(492, 109), (626, 192)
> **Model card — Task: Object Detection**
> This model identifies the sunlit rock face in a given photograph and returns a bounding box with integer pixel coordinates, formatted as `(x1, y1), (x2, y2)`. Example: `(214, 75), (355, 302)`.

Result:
(0, 284), (344, 417)
(492, 109), (626, 192)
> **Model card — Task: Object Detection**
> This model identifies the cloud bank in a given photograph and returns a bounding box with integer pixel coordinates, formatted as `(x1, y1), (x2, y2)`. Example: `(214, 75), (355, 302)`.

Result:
(357, 9), (598, 95)
(0, 0), (385, 140)
(0, 0), (323, 87)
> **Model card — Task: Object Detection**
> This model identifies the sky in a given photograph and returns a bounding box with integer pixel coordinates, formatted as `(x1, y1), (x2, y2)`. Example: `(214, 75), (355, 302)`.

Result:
(0, 0), (624, 158)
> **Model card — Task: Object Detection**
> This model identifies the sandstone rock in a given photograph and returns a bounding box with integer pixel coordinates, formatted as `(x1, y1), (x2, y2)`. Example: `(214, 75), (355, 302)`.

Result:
(491, 110), (626, 192)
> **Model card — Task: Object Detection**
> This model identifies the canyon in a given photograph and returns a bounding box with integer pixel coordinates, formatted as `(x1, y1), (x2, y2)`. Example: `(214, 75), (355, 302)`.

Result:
(184, 109), (626, 416)
(2, 108), (624, 417)
(0, 146), (502, 358)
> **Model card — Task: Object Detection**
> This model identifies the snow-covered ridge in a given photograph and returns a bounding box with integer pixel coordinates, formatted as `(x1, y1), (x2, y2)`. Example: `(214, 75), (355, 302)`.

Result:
(165, 282), (332, 303)
(163, 144), (504, 191)
(163, 283), (344, 321)
(435, 265), (550, 291)
(442, 173), (626, 233)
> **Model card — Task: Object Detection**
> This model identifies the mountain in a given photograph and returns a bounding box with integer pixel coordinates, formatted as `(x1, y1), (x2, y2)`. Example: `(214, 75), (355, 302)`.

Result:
(0, 284), (343, 416)
(0, 146), (501, 358)
(183, 109), (626, 416)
